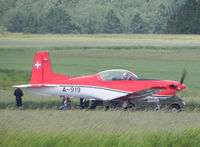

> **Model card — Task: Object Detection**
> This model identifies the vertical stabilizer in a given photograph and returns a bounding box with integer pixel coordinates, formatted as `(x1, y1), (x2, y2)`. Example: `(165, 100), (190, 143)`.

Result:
(30, 52), (70, 84)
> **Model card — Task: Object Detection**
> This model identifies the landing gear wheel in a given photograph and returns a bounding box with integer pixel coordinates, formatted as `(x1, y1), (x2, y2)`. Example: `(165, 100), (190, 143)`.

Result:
(123, 101), (136, 111)
(170, 104), (181, 112)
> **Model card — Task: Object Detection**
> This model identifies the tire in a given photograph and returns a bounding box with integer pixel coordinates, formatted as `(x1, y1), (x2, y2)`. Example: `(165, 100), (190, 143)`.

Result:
(170, 104), (181, 112)
(123, 102), (136, 111)
(128, 103), (136, 111)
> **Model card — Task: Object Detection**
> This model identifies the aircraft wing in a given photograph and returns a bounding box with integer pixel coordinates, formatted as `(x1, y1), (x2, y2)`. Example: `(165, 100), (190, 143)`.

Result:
(12, 84), (58, 88)
(13, 85), (166, 101)
(111, 86), (166, 101)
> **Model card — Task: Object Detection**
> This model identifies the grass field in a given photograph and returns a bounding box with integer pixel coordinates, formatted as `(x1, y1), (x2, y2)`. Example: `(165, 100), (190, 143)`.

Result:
(0, 34), (200, 146)
(0, 110), (200, 146)
(1, 33), (200, 51)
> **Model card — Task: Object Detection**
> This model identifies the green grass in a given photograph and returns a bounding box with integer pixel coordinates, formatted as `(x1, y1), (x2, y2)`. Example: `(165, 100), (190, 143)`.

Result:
(1, 128), (200, 147)
(0, 49), (200, 93)
(0, 69), (31, 90)
(1, 34), (200, 51)
(1, 47), (200, 110)
(1, 33), (200, 41)
(1, 34), (200, 146)
(0, 35), (200, 108)
(0, 110), (200, 146)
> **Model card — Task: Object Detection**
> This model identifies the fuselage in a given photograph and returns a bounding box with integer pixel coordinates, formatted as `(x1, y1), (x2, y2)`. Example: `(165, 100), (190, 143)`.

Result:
(27, 70), (186, 101)
(14, 52), (186, 102)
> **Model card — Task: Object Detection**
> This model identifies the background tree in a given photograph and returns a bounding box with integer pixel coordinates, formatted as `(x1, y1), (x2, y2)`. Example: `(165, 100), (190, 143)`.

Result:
(4, 9), (27, 32)
(130, 13), (146, 33)
(41, 7), (74, 33)
(0, 0), (16, 20)
(86, 16), (97, 34)
(167, 0), (200, 34)
(153, 4), (168, 33)
(0, 0), (189, 34)
(103, 9), (121, 33)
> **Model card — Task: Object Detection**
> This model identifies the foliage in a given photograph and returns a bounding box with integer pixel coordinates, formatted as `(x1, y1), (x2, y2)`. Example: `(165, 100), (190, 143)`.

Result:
(167, 0), (200, 34)
(40, 7), (76, 33)
(103, 9), (121, 33)
(0, 0), (188, 34)
(0, 26), (7, 34)
(130, 13), (146, 33)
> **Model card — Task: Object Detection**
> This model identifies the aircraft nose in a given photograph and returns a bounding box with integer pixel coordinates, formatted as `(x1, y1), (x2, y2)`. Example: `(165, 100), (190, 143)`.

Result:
(177, 84), (186, 91)
(180, 84), (186, 90)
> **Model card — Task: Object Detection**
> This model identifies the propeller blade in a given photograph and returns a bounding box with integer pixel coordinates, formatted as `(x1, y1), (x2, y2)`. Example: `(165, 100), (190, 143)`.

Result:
(180, 69), (187, 84)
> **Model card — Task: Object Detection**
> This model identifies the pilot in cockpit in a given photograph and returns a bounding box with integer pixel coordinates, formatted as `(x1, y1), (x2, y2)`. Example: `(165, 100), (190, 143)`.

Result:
(122, 72), (129, 80)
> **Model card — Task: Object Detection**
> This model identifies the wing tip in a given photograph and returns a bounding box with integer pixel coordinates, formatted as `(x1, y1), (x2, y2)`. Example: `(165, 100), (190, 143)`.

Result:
(12, 84), (31, 88)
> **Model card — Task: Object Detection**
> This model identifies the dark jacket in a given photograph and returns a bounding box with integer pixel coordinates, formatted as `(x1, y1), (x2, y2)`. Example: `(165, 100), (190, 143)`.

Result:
(14, 88), (23, 99)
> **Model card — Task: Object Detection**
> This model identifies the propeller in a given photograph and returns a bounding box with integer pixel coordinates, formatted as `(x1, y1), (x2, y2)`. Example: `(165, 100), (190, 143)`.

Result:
(169, 69), (187, 89)
(180, 69), (187, 84)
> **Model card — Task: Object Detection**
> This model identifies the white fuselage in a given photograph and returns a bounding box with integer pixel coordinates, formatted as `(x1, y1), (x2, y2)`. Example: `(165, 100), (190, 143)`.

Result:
(26, 85), (129, 101)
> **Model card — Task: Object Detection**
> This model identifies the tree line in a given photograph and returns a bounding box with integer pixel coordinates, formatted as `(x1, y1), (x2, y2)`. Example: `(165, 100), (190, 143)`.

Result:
(0, 0), (199, 34)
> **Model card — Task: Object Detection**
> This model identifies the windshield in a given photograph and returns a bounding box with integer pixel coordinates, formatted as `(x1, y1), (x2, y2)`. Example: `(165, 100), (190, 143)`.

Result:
(98, 69), (138, 81)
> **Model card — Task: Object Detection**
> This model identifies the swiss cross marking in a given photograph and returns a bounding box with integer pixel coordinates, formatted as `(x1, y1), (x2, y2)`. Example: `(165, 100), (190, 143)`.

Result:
(35, 61), (41, 69)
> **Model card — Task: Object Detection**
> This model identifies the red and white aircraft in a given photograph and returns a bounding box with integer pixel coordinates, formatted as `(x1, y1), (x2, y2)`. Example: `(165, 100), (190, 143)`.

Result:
(13, 52), (186, 103)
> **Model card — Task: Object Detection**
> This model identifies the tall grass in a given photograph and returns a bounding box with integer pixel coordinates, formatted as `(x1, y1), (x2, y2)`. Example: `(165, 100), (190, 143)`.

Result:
(1, 34), (200, 146)
(0, 110), (200, 146)
(0, 130), (200, 147)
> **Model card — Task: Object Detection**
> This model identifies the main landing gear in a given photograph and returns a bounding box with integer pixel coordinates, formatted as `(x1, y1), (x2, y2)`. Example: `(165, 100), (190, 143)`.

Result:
(80, 98), (97, 109)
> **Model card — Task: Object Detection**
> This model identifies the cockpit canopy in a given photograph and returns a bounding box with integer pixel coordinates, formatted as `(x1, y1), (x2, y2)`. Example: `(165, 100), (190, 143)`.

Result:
(98, 69), (138, 81)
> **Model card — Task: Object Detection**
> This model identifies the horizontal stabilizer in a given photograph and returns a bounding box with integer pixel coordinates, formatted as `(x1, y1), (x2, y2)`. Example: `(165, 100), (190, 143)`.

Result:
(13, 84), (58, 88)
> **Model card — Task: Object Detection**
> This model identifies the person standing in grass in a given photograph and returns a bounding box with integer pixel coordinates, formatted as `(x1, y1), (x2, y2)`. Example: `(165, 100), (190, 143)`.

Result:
(14, 88), (23, 107)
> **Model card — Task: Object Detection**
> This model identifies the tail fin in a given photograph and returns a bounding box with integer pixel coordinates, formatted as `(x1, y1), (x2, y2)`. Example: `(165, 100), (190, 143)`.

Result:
(30, 52), (71, 84)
